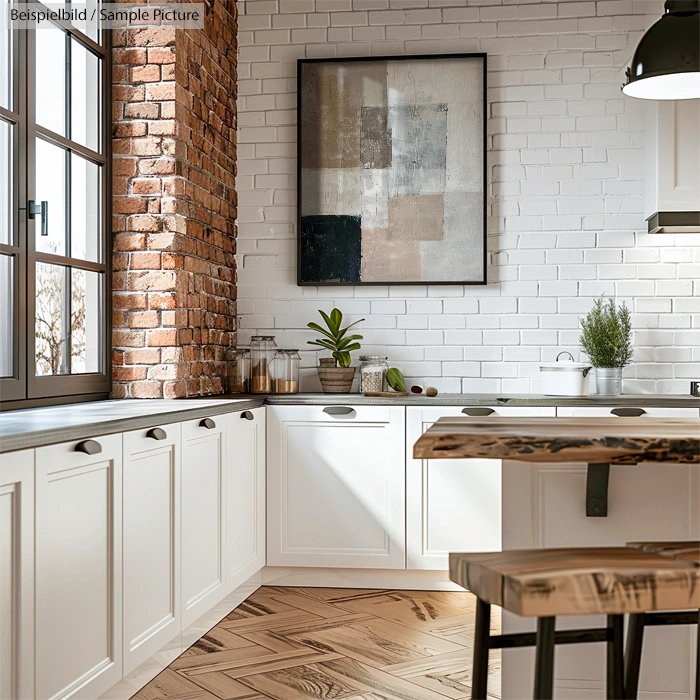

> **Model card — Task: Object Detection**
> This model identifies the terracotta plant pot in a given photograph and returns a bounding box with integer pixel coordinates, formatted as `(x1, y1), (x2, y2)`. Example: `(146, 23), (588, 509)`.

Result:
(318, 366), (356, 393)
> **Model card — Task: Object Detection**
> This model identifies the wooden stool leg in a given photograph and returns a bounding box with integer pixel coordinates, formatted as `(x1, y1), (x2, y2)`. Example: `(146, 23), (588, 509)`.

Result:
(624, 613), (646, 699)
(607, 614), (624, 699)
(471, 598), (491, 700)
(534, 616), (556, 700)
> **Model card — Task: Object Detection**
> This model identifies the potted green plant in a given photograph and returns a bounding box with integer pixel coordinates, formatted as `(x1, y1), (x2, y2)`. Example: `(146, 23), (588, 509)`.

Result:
(579, 297), (633, 395)
(307, 308), (364, 393)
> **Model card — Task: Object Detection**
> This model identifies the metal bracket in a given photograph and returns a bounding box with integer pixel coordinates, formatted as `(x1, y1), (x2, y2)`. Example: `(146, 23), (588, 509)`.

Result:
(586, 463), (610, 517)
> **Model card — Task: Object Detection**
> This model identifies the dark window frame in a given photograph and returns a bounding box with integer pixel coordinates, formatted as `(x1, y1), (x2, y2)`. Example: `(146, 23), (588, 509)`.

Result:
(0, 4), (112, 410)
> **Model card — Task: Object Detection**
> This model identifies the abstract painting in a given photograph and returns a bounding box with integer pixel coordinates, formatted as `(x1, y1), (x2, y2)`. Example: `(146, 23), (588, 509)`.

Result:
(298, 54), (486, 286)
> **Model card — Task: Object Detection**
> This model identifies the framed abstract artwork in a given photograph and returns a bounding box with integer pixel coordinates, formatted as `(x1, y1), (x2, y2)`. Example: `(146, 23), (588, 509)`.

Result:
(297, 53), (487, 286)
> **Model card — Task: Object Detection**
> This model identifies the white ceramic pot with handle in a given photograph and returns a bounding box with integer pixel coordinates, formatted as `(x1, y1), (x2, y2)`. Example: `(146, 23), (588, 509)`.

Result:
(540, 351), (593, 396)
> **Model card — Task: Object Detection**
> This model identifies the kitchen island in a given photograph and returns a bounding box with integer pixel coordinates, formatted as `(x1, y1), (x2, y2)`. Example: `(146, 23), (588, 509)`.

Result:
(415, 416), (700, 699)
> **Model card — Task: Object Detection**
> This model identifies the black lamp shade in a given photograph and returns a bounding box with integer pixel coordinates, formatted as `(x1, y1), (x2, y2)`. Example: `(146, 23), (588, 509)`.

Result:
(622, 0), (700, 99)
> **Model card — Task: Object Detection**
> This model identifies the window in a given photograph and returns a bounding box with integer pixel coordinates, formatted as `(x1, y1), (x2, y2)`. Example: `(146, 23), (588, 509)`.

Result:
(0, 2), (110, 407)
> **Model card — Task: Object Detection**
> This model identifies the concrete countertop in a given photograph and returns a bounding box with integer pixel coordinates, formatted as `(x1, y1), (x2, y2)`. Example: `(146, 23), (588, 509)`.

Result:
(218, 392), (700, 408)
(2, 393), (698, 453)
(0, 398), (265, 453)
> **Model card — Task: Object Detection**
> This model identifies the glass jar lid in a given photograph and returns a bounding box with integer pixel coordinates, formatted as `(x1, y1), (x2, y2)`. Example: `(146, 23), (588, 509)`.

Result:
(251, 335), (275, 341)
(359, 355), (388, 361)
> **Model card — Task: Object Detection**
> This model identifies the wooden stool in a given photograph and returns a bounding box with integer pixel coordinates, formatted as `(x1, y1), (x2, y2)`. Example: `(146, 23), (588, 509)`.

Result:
(625, 541), (700, 699)
(450, 547), (700, 700)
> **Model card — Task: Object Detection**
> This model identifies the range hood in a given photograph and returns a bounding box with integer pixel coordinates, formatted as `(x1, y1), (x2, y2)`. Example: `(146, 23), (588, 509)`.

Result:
(647, 211), (700, 234)
(645, 99), (700, 233)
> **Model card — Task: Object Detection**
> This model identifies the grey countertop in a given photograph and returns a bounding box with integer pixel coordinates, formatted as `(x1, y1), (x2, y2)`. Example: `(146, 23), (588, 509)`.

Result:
(1, 393), (698, 453)
(0, 398), (265, 453)
(221, 392), (700, 408)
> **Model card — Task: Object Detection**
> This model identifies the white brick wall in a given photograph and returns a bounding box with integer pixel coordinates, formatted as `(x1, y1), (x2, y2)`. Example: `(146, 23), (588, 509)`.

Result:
(236, 0), (700, 394)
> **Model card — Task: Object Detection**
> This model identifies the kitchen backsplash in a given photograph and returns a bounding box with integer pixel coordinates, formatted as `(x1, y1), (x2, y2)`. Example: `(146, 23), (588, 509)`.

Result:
(235, 0), (700, 394)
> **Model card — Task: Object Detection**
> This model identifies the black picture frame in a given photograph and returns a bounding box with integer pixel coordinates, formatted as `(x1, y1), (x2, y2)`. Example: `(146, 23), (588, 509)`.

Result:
(297, 53), (487, 287)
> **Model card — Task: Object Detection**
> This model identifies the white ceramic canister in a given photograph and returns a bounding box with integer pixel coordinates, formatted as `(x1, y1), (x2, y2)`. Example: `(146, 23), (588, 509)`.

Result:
(539, 351), (593, 396)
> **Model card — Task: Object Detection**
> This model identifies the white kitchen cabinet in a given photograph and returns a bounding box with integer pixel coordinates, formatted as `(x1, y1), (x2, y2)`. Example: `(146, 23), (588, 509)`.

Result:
(0, 449), (34, 700)
(35, 434), (123, 700)
(225, 407), (266, 593)
(181, 413), (227, 628)
(267, 404), (406, 569)
(406, 406), (556, 570)
(502, 405), (700, 699)
(645, 99), (700, 221)
(122, 423), (181, 675)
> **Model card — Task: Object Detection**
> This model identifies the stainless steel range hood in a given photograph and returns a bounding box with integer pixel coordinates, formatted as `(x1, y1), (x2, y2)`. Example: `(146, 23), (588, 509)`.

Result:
(647, 211), (700, 234)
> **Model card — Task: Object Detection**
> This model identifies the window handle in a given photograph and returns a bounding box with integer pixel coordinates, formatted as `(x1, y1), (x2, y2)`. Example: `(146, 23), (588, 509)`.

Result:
(29, 200), (49, 237)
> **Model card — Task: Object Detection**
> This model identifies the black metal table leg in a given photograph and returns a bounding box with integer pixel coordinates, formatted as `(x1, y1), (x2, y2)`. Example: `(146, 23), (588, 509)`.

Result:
(534, 616), (556, 700)
(624, 613), (646, 699)
(586, 462), (610, 517)
(695, 609), (699, 700)
(471, 598), (491, 700)
(607, 614), (624, 699)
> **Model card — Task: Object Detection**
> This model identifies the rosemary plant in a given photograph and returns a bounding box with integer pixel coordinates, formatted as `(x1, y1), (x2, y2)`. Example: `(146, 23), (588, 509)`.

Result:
(579, 297), (633, 368)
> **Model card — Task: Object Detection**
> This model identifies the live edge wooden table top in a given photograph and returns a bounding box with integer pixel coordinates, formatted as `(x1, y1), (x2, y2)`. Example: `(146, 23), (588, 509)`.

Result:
(413, 416), (700, 464)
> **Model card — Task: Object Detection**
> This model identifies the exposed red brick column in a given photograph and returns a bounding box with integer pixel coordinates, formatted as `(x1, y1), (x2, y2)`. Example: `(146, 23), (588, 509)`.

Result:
(112, 2), (238, 398)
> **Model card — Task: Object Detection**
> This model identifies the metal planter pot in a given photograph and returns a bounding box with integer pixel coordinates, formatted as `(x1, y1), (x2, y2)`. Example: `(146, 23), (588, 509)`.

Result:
(595, 367), (623, 396)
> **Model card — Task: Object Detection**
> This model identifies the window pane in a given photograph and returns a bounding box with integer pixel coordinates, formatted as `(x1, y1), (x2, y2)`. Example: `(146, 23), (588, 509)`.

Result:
(71, 154), (101, 262)
(0, 0), (11, 110)
(35, 23), (66, 136)
(71, 268), (101, 374)
(0, 118), (11, 245)
(0, 254), (12, 377)
(71, 39), (101, 152)
(35, 262), (68, 376)
(70, 1), (101, 48)
(35, 139), (66, 256)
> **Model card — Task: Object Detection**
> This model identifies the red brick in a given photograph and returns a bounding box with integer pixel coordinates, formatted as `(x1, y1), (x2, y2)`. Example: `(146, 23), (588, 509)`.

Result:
(129, 310), (160, 328)
(128, 270), (176, 291)
(131, 381), (163, 398)
(113, 292), (147, 310)
(124, 348), (161, 364)
(147, 329), (178, 346)
(132, 178), (161, 195)
(131, 64), (161, 83)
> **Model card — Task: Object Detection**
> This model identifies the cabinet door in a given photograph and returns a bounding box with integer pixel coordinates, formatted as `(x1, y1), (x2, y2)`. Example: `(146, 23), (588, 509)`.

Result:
(655, 99), (700, 212)
(557, 406), (699, 418)
(122, 423), (181, 675)
(35, 434), (122, 700)
(181, 414), (227, 628)
(267, 405), (405, 569)
(406, 406), (555, 570)
(225, 407), (265, 594)
(0, 450), (34, 700)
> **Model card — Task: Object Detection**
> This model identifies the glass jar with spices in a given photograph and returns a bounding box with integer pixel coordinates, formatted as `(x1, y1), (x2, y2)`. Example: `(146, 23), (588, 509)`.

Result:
(359, 356), (388, 393)
(250, 335), (276, 393)
(272, 349), (300, 394)
(226, 348), (251, 393)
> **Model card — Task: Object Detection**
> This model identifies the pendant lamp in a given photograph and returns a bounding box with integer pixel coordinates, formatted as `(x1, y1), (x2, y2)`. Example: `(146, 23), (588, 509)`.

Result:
(622, 0), (700, 99)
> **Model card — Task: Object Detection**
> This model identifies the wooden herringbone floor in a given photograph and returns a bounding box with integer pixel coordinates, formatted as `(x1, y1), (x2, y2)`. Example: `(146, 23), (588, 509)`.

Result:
(133, 586), (501, 700)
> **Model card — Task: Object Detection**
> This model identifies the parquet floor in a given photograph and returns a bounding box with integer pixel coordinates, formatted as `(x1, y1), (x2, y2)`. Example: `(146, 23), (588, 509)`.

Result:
(133, 586), (501, 700)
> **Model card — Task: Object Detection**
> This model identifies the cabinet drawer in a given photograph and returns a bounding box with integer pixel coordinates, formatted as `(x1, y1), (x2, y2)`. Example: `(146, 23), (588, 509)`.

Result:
(557, 406), (699, 418)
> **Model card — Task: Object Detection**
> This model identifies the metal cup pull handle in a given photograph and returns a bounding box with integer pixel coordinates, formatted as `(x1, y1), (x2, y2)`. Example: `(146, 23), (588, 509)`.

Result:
(610, 408), (646, 417)
(461, 407), (496, 417)
(200, 418), (216, 429)
(75, 439), (102, 455)
(147, 427), (167, 440)
(322, 406), (356, 418)
(241, 411), (254, 420)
